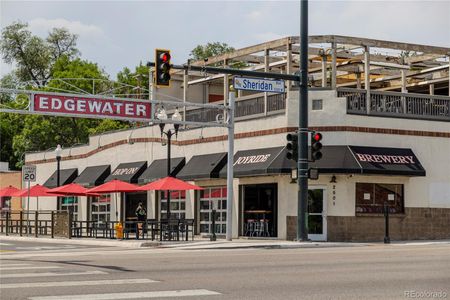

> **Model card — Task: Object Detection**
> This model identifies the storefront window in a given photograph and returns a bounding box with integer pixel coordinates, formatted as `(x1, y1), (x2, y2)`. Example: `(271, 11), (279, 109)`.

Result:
(199, 187), (227, 235)
(356, 183), (404, 214)
(90, 195), (111, 223)
(160, 190), (186, 220)
(59, 196), (79, 221)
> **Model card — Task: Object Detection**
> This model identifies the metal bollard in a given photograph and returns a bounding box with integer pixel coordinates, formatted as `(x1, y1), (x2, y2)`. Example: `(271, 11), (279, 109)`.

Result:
(19, 211), (23, 236)
(5, 212), (9, 236)
(51, 211), (54, 238)
(34, 211), (38, 237)
(384, 202), (390, 244)
(210, 209), (217, 241)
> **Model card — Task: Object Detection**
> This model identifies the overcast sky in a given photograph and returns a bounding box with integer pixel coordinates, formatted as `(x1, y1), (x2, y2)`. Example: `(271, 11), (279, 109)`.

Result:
(1, 0), (449, 79)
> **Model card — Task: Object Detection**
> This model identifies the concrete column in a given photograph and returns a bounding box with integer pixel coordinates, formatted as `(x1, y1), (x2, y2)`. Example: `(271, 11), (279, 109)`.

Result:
(264, 48), (269, 115)
(286, 42), (293, 115)
(430, 84), (435, 95)
(331, 42), (337, 89)
(183, 69), (188, 122)
(356, 72), (362, 89)
(364, 46), (371, 114)
(321, 54), (327, 88)
(223, 59), (229, 105)
(401, 70), (407, 93)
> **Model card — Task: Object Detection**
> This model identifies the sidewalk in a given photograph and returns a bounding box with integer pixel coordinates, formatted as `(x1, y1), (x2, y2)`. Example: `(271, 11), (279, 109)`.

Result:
(1, 235), (449, 250)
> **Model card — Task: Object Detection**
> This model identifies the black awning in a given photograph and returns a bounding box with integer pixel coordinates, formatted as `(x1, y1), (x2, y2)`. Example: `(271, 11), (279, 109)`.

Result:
(348, 145), (426, 176)
(219, 147), (284, 178)
(138, 157), (185, 184)
(218, 145), (425, 178)
(177, 153), (227, 180)
(43, 168), (78, 188)
(105, 161), (147, 183)
(73, 165), (111, 187)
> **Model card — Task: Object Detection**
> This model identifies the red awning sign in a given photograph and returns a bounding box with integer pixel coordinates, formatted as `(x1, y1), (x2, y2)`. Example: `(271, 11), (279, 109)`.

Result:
(33, 94), (151, 121)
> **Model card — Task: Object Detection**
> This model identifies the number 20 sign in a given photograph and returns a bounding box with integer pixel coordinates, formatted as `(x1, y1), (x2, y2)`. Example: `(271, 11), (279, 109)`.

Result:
(22, 165), (37, 182)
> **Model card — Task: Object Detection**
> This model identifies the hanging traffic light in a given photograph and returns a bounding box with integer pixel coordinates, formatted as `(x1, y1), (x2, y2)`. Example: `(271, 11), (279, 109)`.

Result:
(155, 49), (171, 87)
(311, 132), (323, 161)
(286, 132), (299, 161)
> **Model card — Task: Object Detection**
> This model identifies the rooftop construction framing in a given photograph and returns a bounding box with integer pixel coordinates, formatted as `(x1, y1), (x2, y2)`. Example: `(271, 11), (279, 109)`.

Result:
(178, 35), (450, 97)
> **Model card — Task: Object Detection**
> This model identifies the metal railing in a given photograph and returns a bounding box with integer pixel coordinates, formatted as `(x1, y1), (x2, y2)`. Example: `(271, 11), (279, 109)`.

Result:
(184, 93), (286, 123)
(337, 88), (450, 121)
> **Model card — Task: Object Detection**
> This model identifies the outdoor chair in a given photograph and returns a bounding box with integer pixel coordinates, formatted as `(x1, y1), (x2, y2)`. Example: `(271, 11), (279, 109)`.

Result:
(179, 219), (195, 241)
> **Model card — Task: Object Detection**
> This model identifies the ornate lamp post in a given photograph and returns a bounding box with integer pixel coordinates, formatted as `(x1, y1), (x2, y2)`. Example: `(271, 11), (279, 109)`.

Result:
(156, 107), (182, 219)
(55, 144), (62, 210)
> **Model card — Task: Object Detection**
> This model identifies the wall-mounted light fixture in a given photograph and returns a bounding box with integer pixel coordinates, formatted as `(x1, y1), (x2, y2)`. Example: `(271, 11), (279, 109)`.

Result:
(330, 175), (337, 183)
(290, 168), (298, 183)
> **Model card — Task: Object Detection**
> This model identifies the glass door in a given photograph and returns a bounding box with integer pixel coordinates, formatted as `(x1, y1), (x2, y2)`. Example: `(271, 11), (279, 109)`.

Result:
(307, 187), (327, 241)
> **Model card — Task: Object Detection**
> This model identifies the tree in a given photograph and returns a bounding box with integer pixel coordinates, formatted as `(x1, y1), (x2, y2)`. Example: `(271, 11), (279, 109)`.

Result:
(190, 42), (235, 62)
(0, 22), (79, 87)
(6, 56), (131, 169)
(116, 62), (149, 99)
(190, 42), (245, 68)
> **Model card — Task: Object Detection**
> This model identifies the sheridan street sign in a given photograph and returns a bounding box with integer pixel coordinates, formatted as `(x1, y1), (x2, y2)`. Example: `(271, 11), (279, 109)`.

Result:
(233, 77), (285, 93)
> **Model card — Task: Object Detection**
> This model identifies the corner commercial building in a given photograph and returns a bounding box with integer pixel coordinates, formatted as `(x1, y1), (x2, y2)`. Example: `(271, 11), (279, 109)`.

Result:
(23, 35), (450, 241)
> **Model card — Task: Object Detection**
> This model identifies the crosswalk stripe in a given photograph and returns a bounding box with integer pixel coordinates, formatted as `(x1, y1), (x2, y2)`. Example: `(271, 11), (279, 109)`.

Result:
(0, 263), (31, 267)
(28, 289), (221, 300)
(0, 270), (107, 279)
(0, 242), (14, 246)
(0, 278), (157, 289)
(0, 266), (63, 270)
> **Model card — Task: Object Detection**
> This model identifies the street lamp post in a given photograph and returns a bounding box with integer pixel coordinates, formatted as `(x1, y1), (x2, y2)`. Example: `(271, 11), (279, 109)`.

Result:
(156, 107), (182, 219)
(55, 145), (62, 210)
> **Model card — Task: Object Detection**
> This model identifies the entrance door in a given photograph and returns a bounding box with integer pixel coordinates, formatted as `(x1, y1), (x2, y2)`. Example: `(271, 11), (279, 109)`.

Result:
(307, 187), (327, 241)
(124, 192), (147, 221)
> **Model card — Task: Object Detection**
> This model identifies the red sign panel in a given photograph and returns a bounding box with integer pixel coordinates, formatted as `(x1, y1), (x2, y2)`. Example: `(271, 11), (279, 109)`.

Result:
(33, 94), (151, 121)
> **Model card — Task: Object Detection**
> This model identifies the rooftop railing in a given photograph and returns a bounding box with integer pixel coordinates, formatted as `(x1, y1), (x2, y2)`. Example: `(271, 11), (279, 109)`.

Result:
(337, 88), (450, 122)
(184, 92), (286, 124)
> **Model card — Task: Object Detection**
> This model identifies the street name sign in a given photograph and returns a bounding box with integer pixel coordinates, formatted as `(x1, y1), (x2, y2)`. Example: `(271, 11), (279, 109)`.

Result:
(22, 165), (36, 182)
(233, 77), (285, 93)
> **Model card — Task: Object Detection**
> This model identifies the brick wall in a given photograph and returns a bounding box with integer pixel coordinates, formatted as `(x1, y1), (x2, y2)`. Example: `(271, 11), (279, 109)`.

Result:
(287, 208), (450, 242)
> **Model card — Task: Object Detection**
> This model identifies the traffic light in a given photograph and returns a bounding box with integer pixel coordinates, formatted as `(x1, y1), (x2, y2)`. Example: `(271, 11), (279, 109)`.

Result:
(311, 132), (323, 161)
(155, 49), (171, 87)
(286, 132), (298, 161)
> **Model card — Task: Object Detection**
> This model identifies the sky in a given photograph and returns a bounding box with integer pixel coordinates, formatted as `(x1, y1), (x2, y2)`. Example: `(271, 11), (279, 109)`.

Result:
(1, 0), (449, 79)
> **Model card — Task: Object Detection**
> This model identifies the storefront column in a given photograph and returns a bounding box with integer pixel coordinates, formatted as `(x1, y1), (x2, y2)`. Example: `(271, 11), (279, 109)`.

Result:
(429, 84), (435, 95)
(146, 191), (156, 219)
(79, 196), (88, 221)
(185, 188), (195, 219)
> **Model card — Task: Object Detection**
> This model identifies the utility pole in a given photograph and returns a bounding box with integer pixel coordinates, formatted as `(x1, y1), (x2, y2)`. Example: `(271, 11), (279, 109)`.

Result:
(297, 0), (309, 241)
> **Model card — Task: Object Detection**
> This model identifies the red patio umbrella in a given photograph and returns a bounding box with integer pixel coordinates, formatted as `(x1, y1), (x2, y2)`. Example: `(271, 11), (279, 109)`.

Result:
(86, 179), (139, 194)
(137, 176), (203, 191)
(86, 180), (140, 219)
(48, 183), (99, 196)
(13, 184), (64, 198)
(138, 177), (203, 219)
(0, 185), (20, 197)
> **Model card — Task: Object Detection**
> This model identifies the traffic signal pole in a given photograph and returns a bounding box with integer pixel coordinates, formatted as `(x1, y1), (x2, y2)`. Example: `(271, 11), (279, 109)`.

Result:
(298, 0), (309, 241)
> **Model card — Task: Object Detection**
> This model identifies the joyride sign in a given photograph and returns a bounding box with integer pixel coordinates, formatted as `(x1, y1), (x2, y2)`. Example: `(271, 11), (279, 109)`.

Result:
(33, 93), (151, 121)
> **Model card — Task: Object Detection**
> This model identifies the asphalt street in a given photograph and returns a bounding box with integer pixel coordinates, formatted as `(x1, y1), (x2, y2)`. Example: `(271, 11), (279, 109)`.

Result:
(1, 239), (449, 299)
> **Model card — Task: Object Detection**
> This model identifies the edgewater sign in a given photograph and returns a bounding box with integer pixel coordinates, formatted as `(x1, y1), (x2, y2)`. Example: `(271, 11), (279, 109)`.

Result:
(33, 93), (151, 121)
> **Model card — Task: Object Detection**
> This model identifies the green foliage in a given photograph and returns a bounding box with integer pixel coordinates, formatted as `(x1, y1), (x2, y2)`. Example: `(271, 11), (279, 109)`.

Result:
(190, 42), (235, 61)
(116, 62), (149, 99)
(0, 21), (79, 87)
(190, 42), (246, 69)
